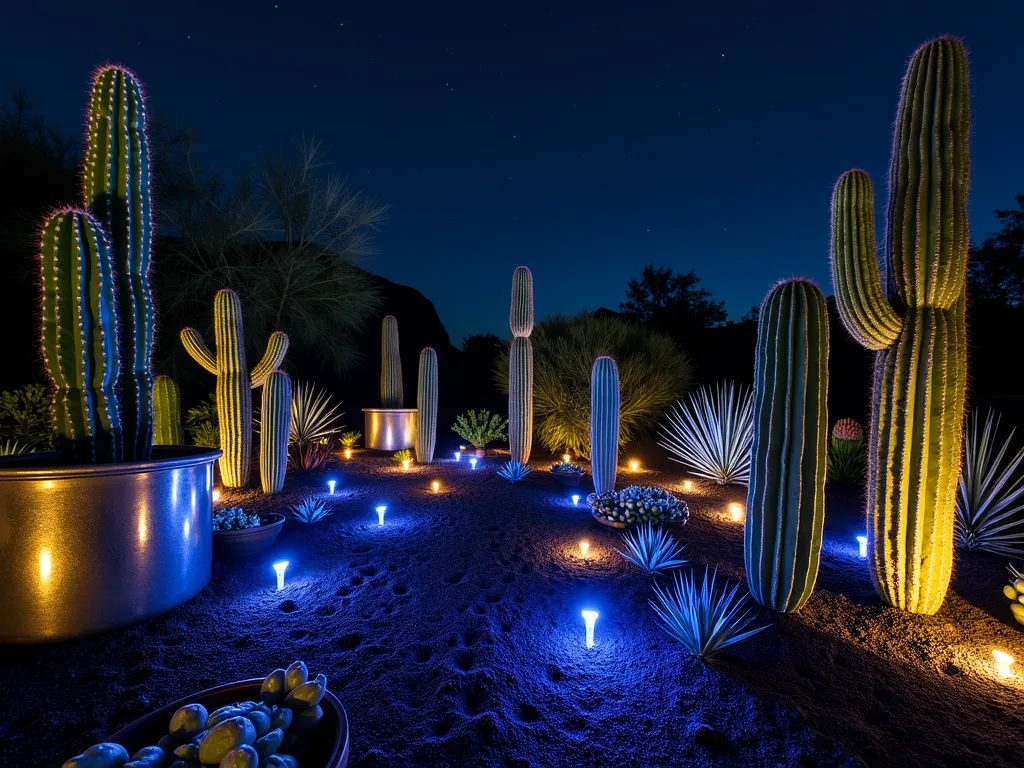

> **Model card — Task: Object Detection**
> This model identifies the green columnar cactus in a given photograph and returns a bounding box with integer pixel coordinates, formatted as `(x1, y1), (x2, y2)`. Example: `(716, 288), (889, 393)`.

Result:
(181, 289), (288, 487)
(590, 356), (620, 495)
(84, 66), (155, 461)
(260, 370), (291, 494)
(508, 266), (534, 464)
(416, 347), (438, 464)
(745, 280), (828, 613)
(40, 209), (122, 463)
(381, 315), (403, 408)
(830, 38), (969, 614)
(152, 375), (184, 446)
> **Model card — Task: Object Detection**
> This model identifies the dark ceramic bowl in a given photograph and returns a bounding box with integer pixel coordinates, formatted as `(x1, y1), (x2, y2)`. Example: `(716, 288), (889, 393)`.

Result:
(107, 678), (349, 767)
(551, 469), (584, 487)
(590, 510), (688, 530)
(213, 513), (285, 557)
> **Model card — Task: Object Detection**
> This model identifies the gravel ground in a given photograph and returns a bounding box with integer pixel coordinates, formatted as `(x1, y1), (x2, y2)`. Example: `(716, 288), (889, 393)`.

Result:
(1, 451), (1020, 767)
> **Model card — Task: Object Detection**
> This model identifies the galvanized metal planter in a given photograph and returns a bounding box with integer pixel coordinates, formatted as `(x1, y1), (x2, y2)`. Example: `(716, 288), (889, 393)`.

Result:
(362, 408), (417, 451)
(0, 446), (221, 643)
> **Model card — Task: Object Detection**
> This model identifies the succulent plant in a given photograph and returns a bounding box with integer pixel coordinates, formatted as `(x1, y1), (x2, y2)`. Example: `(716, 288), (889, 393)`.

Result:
(290, 496), (332, 525)
(153, 375), (184, 446)
(587, 485), (688, 527)
(497, 460), (531, 483)
(260, 370), (291, 494)
(452, 409), (508, 449)
(212, 507), (262, 531)
(828, 417), (867, 485)
(416, 347), (438, 463)
(1003, 565), (1024, 626)
(381, 315), (403, 408)
(590, 356), (620, 495)
(508, 266), (534, 464)
(393, 448), (414, 464)
(287, 381), (343, 472)
(550, 462), (584, 473)
(340, 430), (362, 449)
(617, 522), (688, 576)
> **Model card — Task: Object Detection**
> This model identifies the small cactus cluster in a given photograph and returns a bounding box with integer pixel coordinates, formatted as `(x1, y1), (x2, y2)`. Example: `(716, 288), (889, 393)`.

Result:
(590, 356), (620, 495)
(508, 267), (534, 464)
(832, 418), (863, 442)
(380, 315), (403, 408)
(416, 347), (438, 463)
(1004, 565), (1024, 626)
(260, 370), (292, 494)
(587, 486), (688, 527)
(181, 289), (289, 488)
(153, 375), (184, 446)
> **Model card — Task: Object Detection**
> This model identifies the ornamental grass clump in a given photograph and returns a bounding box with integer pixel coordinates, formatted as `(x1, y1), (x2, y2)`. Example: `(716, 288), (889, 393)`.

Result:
(290, 496), (332, 525)
(588, 485), (688, 527)
(497, 460), (531, 483)
(617, 522), (687, 576)
(649, 566), (768, 659)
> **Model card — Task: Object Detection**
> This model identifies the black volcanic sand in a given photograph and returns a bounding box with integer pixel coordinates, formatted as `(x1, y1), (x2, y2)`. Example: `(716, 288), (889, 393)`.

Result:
(2, 453), (1021, 767)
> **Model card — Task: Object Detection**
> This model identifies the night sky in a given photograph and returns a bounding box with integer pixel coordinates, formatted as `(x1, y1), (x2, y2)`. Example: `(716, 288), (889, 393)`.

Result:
(3, 1), (1022, 344)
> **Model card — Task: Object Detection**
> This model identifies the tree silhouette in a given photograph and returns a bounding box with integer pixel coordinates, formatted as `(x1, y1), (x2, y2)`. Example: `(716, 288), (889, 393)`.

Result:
(619, 264), (727, 337)
(970, 194), (1024, 307)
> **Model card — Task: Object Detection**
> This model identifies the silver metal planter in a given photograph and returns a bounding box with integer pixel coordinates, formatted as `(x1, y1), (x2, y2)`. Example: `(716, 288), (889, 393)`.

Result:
(362, 408), (417, 451)
(0, 446), (221, 643)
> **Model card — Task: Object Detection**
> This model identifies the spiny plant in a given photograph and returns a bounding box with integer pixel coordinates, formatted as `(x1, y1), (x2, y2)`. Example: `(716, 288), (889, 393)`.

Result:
(830, 38), (969, 614)
(508, 266), (534, 464)
(827, 417), (867, 485)
(0, 440), (27, 456)
(497, 460), (531, 483)
(451, 409), (508, 449)
(288, 380), (344, 471)
(381, 315), (403, 408)
(416, 347), (438, 464)
(649, 566), (768, 659)
(616, 522), (687, 576)
(955, 408), (1024, 557)
(260, 370), (291, 494)
(590, 356), (619, 495)
(290, 495), (333, 525)
(340, 430), (362, 449)
(660, 381), (753, 485)
(745, 280), (828, 614)
(181, 288), (288, 487)
(393, 448), (414, 464)
(152, 375), (184, 446)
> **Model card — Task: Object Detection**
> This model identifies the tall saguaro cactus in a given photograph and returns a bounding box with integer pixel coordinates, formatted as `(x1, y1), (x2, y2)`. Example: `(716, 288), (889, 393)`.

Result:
(40, 209), (123, 464)
(830, 38), (969, 614)
(745, 280), (828, 613)
(381, 315), (403, 408)
(260, 370), (292, 494)
(416, 347), (438, 464)
(590, 356), (620, 495)
(153, 375), (184, 446)
(508, 266), (534, 464)
(181, 289), (289, 487)
(84, 66), (155, 461)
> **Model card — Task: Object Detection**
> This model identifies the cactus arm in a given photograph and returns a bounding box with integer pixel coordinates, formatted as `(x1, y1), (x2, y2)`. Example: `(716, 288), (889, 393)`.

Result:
(152, 375), (184, 445)
(510, 266), (534, 337)
(830, 171), (903, 351)
(590, 356), (620, 495)
(250, 331), (289, 389)
(380, 315), (403, 408)
(180, 328), (218, 374)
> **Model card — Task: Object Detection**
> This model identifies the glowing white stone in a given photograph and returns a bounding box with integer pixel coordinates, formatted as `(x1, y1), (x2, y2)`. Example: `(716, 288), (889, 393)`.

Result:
(581, 609), (599, 648)
(993, 649), (1014, 678)
(454, 451), (461, 461)
(856, 535), (867, 558)
(273, 561), (289, 590)
(729, 503), (744, 522)
(579, 541), (589, 557)
(328, 479), (337, 496)
(572, 494), (580, 506)
(376, 505), (387, 525)
(469, 458), (478, 469)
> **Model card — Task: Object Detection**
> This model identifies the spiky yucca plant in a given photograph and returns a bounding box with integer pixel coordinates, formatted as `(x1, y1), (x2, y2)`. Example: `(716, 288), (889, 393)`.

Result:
(497, 460), (531, 483)
(290, 495), (333, 525)
(649, 566), (768, 659)
(616, 522), (687, 576)
(955, 408), (1024, 556)
(0, 440), (27, 456)
(340, 431), (362, 449)
(660, 382), (753, 485)
(287, 381), (344, 471)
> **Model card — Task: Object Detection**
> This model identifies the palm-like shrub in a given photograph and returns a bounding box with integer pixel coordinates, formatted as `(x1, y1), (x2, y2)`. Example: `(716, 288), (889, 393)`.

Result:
(185, 394), (219, 448)
(616, 522), (687, 576)
(290, 495), (333, 525)
(497, 460), (531, 483)
(649, 566), (768, 659)
(0, 384), (52, 452)
(827, 417), (867, 485)
(452, 409), (508, 449)
(659, 381), (753, 485)
(955, 408), (1024, 556)
(496, 313), (693, 457)
(288, 381), (344, 471)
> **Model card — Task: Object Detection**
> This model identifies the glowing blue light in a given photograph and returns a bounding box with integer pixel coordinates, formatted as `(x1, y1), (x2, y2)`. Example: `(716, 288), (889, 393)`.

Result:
(273, 561), (289, 590)
(856, 535), (867, 558)
(376, 505), (387, 525)
(469, 458), (478, 469)
(572, 494), (580, 506)
(327, 479), (337, 495)
(581, 609), (599, 648)
(454, 451), (461, 461)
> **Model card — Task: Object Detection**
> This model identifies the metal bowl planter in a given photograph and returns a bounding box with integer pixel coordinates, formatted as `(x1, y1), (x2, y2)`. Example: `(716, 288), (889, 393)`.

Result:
(107, 677), (349, 768)
(362, 408), (417, 451)
(0, 446), (221, 644)
(213, 513), (286, 558)
(587, 488), (689, 530)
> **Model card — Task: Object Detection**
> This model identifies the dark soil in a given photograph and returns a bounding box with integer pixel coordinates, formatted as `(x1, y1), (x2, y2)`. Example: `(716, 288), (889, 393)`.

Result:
(1, 452), (1020, 767)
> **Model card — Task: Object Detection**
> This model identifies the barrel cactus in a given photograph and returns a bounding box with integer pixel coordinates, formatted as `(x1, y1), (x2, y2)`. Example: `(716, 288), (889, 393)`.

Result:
(508, 267), (534, 464)
(416, 347), (438, 463)
(745, 280), (828, 613)
(153, 375), (184, 446)
(830, 38), (969, 614)
(380, 315), (403, 408)
(590, 356), (620, 495)
(260, 370), (291, 494)
(181, 289), (289, 487)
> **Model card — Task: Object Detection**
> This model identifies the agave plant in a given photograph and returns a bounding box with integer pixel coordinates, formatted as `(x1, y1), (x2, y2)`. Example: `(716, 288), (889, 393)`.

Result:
(955, 408), (1024, 556)
(497, 460), (531, 483)
(290, 495), (333, 525)
(659, 382), (753, 485)
(394, 448), (414, 464)
(616, 522), (687, 576)
(649, 566), (768, 659)
(340, 430), (362, 449)
(288, 381), (345, 471)
(0, 439), (28, 456)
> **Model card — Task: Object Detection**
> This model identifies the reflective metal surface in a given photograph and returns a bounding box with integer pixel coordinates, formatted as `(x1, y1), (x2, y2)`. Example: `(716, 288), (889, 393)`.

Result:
(0, 446), (221, 643)
(363, 408), (418, 451)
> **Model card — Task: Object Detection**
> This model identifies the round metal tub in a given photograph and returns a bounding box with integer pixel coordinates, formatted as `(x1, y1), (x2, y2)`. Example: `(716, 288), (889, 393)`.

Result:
(0, 446), (221, 643)
(362, 408), (417, 451)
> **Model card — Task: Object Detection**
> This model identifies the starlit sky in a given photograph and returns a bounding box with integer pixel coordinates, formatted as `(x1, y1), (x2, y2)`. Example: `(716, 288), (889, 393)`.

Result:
(2, 1), (1022, 342)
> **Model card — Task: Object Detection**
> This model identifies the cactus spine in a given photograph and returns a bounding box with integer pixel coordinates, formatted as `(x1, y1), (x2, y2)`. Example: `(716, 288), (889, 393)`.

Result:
(40, 209), (122, 463)
(181, 289), (288, 487)
(745, 280), (828, 613)
(416, 347), (438, 464)
(152, 375), (184, 446)
(380, 315), (403, 408)
(830, 38), (969, 614)
(84, 66), (155, 461)
(590, 356), (619, 495)
(508, 266), (534, 464)
(260, 370), (291, 494)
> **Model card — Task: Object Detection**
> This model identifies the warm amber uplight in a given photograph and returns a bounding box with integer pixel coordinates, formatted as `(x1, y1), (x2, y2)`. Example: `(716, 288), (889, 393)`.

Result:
(344, 449), (352, 459)
(629, 460), (640, 472)
(402, 459), (412, 470)
(432, 480), (440, 493)
(212, 488), (221, 503)
(682, 480), (693, 491)
(993, 649), (1014, 678)
(562, 453), (571, 464)
(138, 517), (148, 544)
(729, 503), (744, 522)
(580, 541), (590, 558)
(38, 548), (52, 584)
